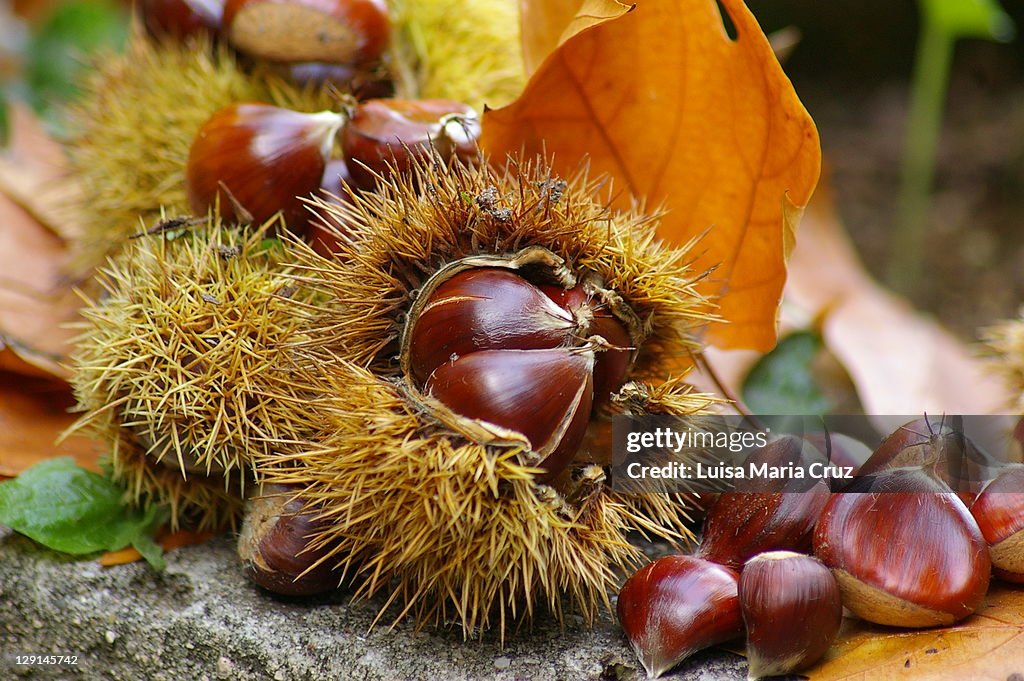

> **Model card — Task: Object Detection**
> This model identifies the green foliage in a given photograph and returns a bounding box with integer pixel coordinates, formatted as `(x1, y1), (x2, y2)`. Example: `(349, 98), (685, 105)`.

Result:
(0, 457), (167, 569)
(920, 0), (1014, 41)
(889, 0), (1014, 291)
(743, 331), (832, 416)
(24, 0), (129, 120)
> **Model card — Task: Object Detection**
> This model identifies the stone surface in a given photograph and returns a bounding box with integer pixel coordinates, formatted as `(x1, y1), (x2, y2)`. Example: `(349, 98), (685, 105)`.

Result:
(0, 527), (747, 680)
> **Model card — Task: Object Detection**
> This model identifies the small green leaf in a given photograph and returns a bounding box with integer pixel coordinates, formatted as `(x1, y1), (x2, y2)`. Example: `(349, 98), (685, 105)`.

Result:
(742, 331), (833, 416)
(920, 0), (1015, 42)
(0, 457), (166, 568)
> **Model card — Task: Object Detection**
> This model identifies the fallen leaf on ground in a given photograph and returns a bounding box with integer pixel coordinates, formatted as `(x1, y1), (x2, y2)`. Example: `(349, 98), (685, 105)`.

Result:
(0, 102), (84, 242)
(806, 585), (1024, 681)
(0, 106), (83, 380)
(99, 528), (217, 566)
(484, 0), (821, 351)
(0, 373), (101, 477)
(786, 180), (1015, 419)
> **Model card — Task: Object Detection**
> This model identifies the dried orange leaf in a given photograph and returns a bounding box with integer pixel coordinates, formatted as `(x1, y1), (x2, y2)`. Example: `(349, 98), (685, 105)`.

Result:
(786, 183), (1014, 417)
(806, 586), (1024, 680)
(98, 528), (216, 566)
(0, 103), (84, 242)
(0, 375), (102, 477)
(0, 108), (84, 381)
(483, 0), (821, 351)
(519, 0), (633, 76)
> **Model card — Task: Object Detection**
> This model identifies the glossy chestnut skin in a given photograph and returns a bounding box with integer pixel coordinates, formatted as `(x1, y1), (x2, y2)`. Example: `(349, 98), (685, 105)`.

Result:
(237, 484), (340, 596)
(342, 99), (480, 190)
(739, 551), (842, 679)
(617, 555), (742, 678)
(186, 103), (344, 232)
(424, 348), (595, 481)
(139, 0), (224, 41)
(697, 436), (831, 570)
(813, 468), (991, 627)
(970, 464), (1024, 582)
(223, 0), (389, 65)
(407, 268), (576, 385)
(405, 267), (635, 480)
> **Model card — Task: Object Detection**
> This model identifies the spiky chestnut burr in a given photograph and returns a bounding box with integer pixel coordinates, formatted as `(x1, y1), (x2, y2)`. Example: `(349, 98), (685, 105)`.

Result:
(813, 467), (991, 627)
(739, 551), (842, 679)
(186, 103), (345, 232)
(697, 436), (831, 570)
(617, 555), (743, 678)
(254, 156), (717, 635)
(64, 36), (337, 274)
(223, 0), (389, 66)
(970, 464), (1024, 583)
(68, 220), (324, 529)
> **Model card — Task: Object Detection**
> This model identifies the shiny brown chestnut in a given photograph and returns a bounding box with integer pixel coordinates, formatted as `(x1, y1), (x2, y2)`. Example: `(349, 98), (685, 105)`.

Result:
(425, 348), (595, 480)
(813, 468), (991, 627)
(237, 484), (341, 596)
(697, 436), (831, 571)
(970, 463), (1024, 583)
(617, 555), (743, 678)
(139, 0), (224, 40)
(341, 98), (480, 190)
(223, 0), (389, 66)
(186, 103), (344, 232)
(739, 551), (842, 679)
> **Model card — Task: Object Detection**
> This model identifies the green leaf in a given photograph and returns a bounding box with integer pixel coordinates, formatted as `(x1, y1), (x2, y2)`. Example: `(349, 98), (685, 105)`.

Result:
(920, 0), (1015, 42)
(742, 331), (833, 416)
(24, 0), (129, 117)
(0, 457), (167, 569)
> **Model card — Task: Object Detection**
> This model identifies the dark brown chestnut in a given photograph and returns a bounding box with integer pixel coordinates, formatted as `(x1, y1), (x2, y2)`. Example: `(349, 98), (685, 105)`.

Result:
(185, 103), (344, 232)
(813, 468), (991, 627)
(617, 555), (743, 678)
(341, 98), (480, 190)
(970, 463), (1024, 583)
(237, 484), (341, 596)
(697, 436), (831, 570)
(139, 0), (224, 40)
(424, 348), (595, 480)
(739, 551), (842, 679)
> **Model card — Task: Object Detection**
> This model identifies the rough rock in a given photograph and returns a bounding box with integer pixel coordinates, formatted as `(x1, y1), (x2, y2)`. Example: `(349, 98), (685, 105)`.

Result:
(0, 527), (746, 680)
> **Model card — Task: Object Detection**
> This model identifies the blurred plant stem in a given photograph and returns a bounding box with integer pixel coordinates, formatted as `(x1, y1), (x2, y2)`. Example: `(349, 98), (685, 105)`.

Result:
(889, 0), (1014, 294)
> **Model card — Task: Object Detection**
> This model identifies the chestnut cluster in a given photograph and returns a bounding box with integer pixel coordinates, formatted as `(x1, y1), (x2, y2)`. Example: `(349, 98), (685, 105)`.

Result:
(617, 418), (1024, 678)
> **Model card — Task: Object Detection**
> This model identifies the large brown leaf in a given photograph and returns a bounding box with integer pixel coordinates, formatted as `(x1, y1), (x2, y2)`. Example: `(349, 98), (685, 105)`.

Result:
(806, 585), (1024, 680)
(0, 372), (102, 477)
(0, 104), (82, 380)
(484, 0), (821, 351)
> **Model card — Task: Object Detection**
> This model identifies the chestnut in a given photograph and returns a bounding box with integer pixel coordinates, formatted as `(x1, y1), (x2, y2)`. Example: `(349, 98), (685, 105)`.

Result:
(138, 0), (225, 41)
(970, 464), (1024, 583)
(237, 484), (342, 596)
(697, 436), (831, 570)
(341, 98), (480, 190)
(185, 103), (345, 233)
(223, 0), (389, 66)
(739, 551), (842, 679)
(813, 468), (991, 627)
(617, 555), (742, 678)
